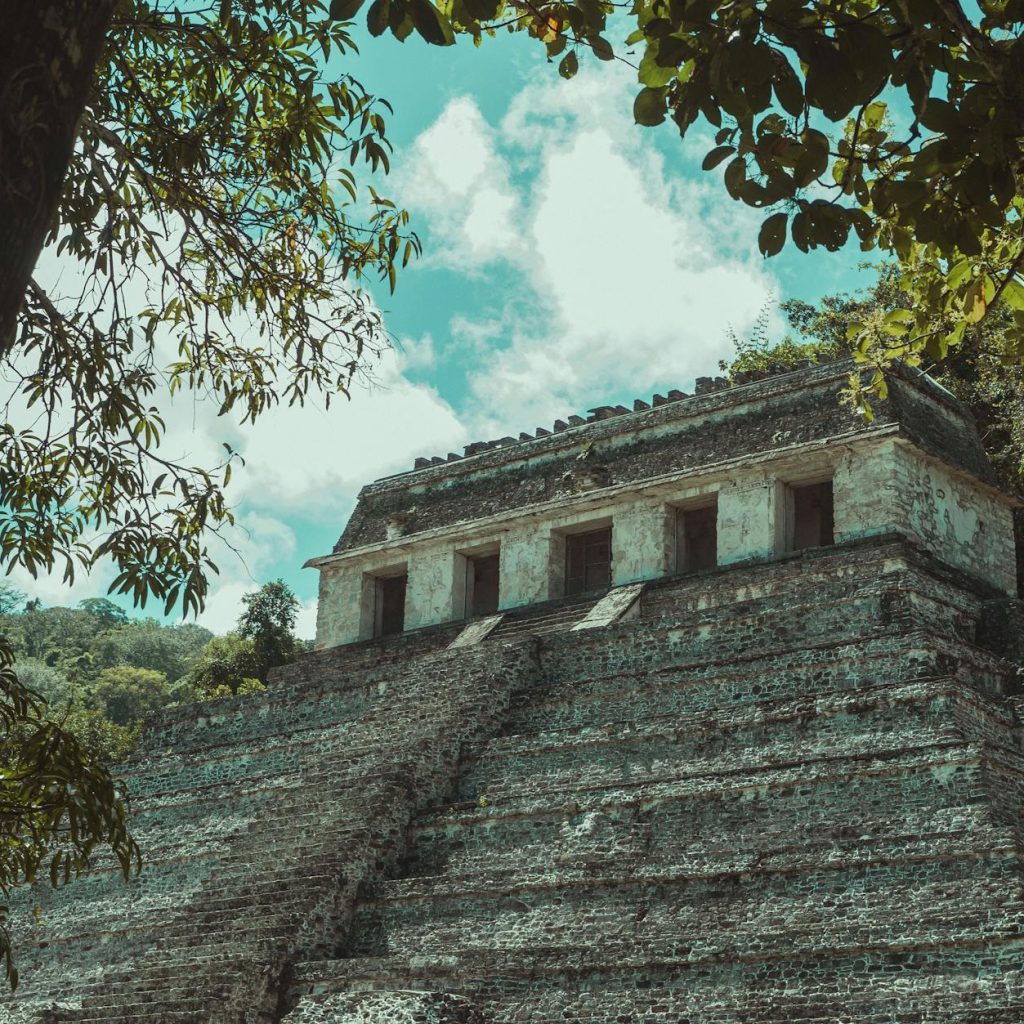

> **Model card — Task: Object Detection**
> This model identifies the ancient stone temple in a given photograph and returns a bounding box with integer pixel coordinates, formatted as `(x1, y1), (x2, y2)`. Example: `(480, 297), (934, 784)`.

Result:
(2, 359), (1024, 1023)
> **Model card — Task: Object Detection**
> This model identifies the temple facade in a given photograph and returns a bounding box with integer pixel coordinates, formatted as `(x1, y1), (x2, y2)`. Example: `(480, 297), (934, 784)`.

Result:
(309, 360), (1016, 647)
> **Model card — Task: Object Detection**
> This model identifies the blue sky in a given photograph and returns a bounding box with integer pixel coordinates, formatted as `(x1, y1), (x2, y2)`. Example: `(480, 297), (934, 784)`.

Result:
(26, 22), (879, 636)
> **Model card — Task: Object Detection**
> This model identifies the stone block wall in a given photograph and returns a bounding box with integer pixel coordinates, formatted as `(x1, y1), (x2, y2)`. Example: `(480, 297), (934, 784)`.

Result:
(3, 537), (1022, 1024)
(0, 634), (537, 1024)
(283, 538), (1024, 1024)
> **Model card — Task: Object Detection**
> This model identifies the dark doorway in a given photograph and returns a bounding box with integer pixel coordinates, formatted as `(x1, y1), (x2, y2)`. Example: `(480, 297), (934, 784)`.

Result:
(677, 504), (718, 572)
(565, 527), (612, 596)
(788, 480), (835, 551)
(374, 574), (407, 637)
(466, 553), (500, 617)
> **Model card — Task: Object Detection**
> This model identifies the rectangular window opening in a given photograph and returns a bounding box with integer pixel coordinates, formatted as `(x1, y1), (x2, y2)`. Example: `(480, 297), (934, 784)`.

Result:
(787, 480), (834, 551)
(565, 526), (612, 597)
(374, 573), (407, 637)
(677, 503), (718, 572)
(465, 553), (500, 618)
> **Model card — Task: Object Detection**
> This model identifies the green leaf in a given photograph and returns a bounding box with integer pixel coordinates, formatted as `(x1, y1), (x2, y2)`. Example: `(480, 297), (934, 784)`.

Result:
(633, 87), (667, 127)
(791, 210), (810, 253)
(367, 0), (390, 36)
(864, 100), (887, 130)
(410, 0), (454, 44)
(964, 276), (990, 323)
(918, 98), (961, 134)
(884, 308), (915, 325)
(701, 145), (735, 171)
(590, 35), (614, 61)
(392, 13), (415, 39)
(757, 212), (787, 257)
(1000, 277), (1024, 311)
(805, 46), (858, 120)
(773, 60), (803, 117)
(576, 0), (604, 32)
(946, 258), (972, 290)
(640, 41), (681, 87)
(558, 50), (578, 80)
(464, 0), (501, 18)
(723, 157), (746, 198)
(881, 308), (915, 335)
(329, 0), (366, 19)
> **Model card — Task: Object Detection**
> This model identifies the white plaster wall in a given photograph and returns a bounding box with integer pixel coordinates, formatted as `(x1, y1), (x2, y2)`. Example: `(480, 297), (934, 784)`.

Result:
(499, 526), (556, 608)
(315, 567), (365, 649)
(833, 441), (900, 543)
(613, 501), (673, 585)
(890, 444), (1016, 594)
(314, 437), (1018, 646)
(406, 547), (459, 630)
(717, 471), (778, 564)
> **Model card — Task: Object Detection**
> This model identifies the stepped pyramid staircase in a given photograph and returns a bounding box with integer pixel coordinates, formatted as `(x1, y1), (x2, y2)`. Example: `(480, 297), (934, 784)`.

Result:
(2, 536), (1023, 1023)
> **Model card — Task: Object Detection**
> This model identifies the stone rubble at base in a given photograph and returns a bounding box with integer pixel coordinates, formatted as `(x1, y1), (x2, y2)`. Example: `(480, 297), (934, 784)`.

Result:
(1, 360), (1023, 1024)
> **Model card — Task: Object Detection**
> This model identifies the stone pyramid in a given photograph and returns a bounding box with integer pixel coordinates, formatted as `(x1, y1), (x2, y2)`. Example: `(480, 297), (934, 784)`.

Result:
(2, 362), (1021, 1023)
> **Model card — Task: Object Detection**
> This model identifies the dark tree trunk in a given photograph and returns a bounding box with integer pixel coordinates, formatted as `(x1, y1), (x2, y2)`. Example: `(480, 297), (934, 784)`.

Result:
(0, 0), (117, 351)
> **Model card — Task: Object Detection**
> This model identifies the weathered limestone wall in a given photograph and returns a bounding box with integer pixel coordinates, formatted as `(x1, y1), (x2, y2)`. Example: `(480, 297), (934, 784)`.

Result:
(498, 526), (555, 609)
(716, 469), (777, 564)
(334, 363), (993, 556)
(3, 537), (1023, 1024)
(832, 440), (900, 542)
(315, 437), (1018, 647)
(406, 548), (459, 630)
(283, 539), (1024, 1024)
(315, 563), (364, 647)
(611, 500), (672, 585)
(891, 441), (1017, 594)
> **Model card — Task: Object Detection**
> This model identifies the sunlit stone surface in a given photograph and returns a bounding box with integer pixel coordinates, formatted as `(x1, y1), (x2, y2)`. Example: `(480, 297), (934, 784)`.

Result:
(2, 361), (1022, 1023)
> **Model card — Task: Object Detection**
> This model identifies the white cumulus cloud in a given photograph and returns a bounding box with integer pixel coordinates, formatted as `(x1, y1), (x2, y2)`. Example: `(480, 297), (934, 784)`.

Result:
(395, 63), (784, 435)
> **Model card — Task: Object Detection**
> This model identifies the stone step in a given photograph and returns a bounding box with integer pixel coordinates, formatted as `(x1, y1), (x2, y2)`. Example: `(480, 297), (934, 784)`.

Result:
(455, 726), (1002, 806)
(490, 615), (589, 640)
(487, 968), (1024, 1024)
(487, 598), (598, 641)
(281, 990), (487, 1024)
(72, 1014), (209, 1024)
(291, 936), (1024, 995)
(464, 677), (1014, 775)
(398, 809), (1010, 887)
(134, 685), (380, 761)
(126, 726), (447, 801)
(404, 746), (994, 877)
(500, 635), (1010, 737)
(532, 584), (990, 687)
(150, 909), (311, 949)
(348, 865), (1023, 960)
(126, 754), (421, 815)
(372, 822), (1018, 902)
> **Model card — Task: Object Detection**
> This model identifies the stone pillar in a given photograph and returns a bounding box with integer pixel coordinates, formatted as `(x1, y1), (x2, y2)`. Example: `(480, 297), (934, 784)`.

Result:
(405, 547), (459, 630)
(315, 566), (366, 649)
(613, 500), (672, 585)
(499, 525), (558, 608)
(832, 440), (898, 544)
(717, 471), (778, 565)
(889, 443), (1017, 595)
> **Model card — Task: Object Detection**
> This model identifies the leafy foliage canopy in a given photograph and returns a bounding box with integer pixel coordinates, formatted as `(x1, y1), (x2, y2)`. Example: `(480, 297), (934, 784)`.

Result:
(0, 638), (140, 990)
(7, 0), (416, 618)
(346, 0), (1024, 402)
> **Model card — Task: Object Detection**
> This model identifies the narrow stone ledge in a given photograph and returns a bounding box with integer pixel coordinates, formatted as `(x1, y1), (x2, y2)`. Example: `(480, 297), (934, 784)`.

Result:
(448, 615), (503, 649)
